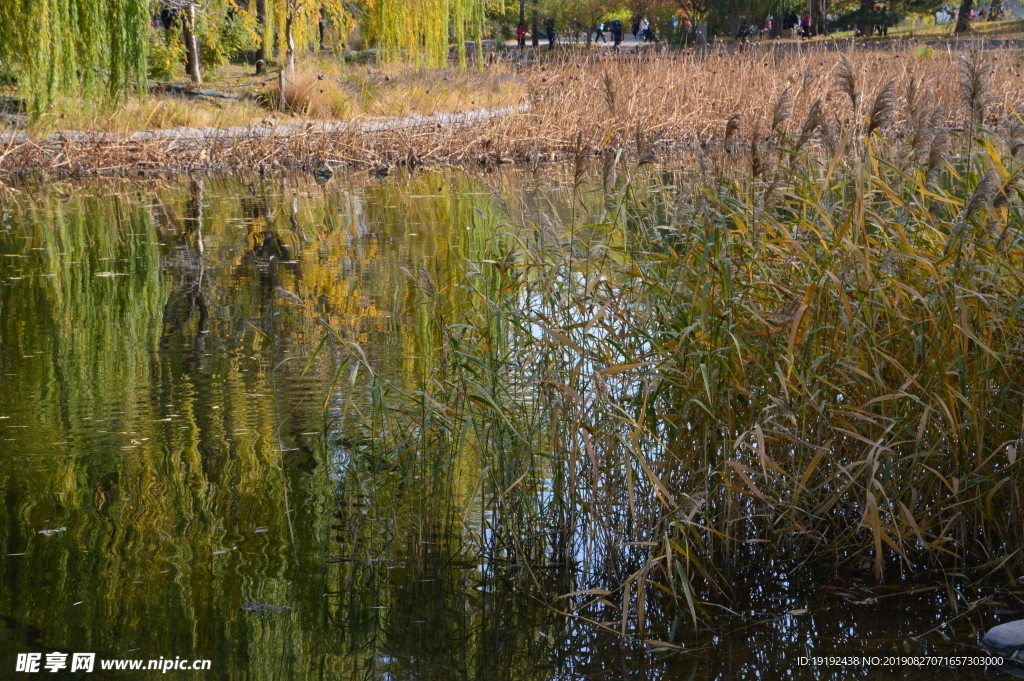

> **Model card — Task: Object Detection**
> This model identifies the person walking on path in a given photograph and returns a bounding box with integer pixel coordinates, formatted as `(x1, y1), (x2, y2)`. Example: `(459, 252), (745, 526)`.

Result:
(639, 17), (650, 41)
(801, 13), (811, 37)
(544, 18), (557, 50)
(611, 20), (623, 49)
(516, 24), (527, 49)
(594, 23), (606, 42)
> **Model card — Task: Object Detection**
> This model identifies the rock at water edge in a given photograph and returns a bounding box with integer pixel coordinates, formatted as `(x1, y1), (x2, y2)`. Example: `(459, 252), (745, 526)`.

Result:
(983, 619), (1024, 657)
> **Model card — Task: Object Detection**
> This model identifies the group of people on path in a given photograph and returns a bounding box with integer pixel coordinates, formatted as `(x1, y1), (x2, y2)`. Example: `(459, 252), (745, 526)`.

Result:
(632, 18), (657, 43)
(516, 22), (558, 50)
(592, 21), (626, 47)
(518, 17), (651, 51)
(782, 11), (815, 38)
(858, 3), (892, 36)
(734, 12), (812, 42)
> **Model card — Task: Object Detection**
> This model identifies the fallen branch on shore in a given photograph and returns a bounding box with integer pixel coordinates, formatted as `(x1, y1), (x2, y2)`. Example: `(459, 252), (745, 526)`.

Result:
(148, 82), (259, 103)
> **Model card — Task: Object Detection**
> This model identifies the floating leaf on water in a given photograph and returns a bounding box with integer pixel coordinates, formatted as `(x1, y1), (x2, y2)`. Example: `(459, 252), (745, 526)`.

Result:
(38, 527), (67, 536)
(213, 549), (230, 555)
(93, 272), (127, 277)
(788, 609), (809, 615)
(1008, 444), (1017, 465)
(254, 527), (268, 533)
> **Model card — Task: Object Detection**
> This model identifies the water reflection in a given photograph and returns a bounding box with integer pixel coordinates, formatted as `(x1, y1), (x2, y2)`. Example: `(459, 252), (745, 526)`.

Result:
(0, 171), (1018, 679)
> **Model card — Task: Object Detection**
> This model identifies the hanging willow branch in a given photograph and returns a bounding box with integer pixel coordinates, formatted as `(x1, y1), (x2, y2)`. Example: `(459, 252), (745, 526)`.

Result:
(270, 0), (353, 72)
(0, 0), (150, 111)
(364, 0), (486, 68)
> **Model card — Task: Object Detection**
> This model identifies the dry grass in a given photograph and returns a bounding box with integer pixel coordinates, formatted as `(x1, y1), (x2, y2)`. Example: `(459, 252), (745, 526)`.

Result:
(881, 17), (1024, 39)
(515, 43), (1023, 152)
(25, 97), (271, 137)
(2, 44), (1023, 181)
(14, 56), (523, 139)
(280, 57), (522, 119)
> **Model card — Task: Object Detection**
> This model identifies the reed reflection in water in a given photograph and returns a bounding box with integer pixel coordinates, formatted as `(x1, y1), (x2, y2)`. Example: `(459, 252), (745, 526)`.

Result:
(0, 171), (1014, 680)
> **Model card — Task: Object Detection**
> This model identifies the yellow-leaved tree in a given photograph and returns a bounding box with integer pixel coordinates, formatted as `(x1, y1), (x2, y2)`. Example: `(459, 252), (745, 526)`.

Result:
(270, 0), (353, 71)
(363, 0), (487, 68)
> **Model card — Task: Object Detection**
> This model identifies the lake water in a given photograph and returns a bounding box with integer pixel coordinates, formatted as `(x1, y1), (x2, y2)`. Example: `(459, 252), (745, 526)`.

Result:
(0, 171), (1020, 679)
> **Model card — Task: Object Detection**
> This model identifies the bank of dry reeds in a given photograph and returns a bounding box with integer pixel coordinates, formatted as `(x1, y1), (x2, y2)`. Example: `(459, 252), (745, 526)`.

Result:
(1, 44), (1021, 183)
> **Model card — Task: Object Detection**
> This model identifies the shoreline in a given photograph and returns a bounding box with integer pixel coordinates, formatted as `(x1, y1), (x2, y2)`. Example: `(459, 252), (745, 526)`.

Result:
(2, 39), (1020, 184)
(0, 105), (536, 184)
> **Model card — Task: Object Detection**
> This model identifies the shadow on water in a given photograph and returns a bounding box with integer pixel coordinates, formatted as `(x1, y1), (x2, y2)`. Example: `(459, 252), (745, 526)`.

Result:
(0, 170), (1020, 679)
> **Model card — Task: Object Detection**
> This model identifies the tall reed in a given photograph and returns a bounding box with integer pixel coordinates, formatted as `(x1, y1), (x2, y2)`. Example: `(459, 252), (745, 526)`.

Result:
(325, 59), (1024, 642)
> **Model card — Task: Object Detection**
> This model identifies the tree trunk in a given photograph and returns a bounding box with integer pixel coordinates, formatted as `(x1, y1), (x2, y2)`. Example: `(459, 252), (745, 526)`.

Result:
(532, 0), (539, 47)
(955, 0), (973, 32)
(811, 0), (827, 35)
(990, 0), (1003, 18)
(519, 0), (525, 30)
(255, 0), (267, 63)
(286, 14), (296, 72)
(858, 0), (873, 35)
(183, 4), (201, 84)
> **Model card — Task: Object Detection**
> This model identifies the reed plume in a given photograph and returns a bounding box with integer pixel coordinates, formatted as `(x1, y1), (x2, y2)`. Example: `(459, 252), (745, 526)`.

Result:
(770, 86), (793, 135)
(794, 99), (824, 155)
(866, 80), (898, 136)
(723, 114), (741, 154)
(836, 54), (859, 112)
(958, 53), (990, 126)
(926, 120), (949, 187)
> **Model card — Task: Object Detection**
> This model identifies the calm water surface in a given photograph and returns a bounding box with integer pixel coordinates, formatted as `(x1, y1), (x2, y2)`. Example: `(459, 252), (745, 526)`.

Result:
(0, 171), (1020, 679)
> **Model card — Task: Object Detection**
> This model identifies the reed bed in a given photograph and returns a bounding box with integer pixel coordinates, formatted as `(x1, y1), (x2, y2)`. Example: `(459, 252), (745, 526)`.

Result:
(314, 54), (1024, 644)
(2, 44), (1022, 182)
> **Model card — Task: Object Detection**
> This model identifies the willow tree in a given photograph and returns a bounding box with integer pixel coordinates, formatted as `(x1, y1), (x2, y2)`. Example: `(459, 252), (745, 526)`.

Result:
(0, 0), (149, 110)
(364, 0), (487, 68)
(268, 0), (352, 71)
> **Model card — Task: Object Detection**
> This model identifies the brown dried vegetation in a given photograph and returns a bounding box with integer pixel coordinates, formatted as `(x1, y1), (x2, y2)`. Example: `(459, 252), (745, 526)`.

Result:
(0, 45), (1021, 182)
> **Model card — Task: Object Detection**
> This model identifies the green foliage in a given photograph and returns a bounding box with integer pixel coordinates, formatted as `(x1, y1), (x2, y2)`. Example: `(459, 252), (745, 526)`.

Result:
(542, 0), (626, 38)
(703, 0), (774, 33)
(0, 0), (150, 111)
(364, 0), (486, 67)
(197, 1), (260, 70)
(147, 22), (182, 81)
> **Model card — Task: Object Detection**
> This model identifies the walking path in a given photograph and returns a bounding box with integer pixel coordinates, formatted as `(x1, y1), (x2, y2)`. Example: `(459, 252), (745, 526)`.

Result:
(0, 104), (528, 147)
